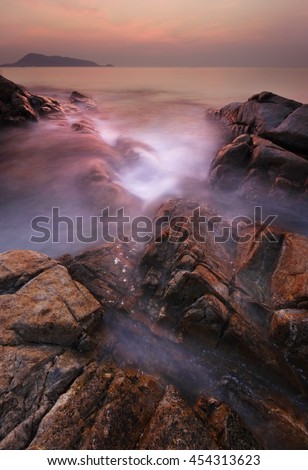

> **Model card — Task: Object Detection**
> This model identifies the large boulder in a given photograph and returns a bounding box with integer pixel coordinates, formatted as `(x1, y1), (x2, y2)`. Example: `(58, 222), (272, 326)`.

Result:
(215, 91), (301, 139)
(209, 134), (308, 216)
(213, 91), (308, 158)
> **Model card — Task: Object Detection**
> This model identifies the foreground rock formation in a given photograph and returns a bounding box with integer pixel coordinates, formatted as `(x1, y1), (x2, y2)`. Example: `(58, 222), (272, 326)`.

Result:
(0, 79), (307, 449)
(0, 249), (262, 450)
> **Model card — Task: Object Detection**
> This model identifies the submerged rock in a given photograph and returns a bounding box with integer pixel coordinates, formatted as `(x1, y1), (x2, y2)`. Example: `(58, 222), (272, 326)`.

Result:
(69, 91), (97, 110)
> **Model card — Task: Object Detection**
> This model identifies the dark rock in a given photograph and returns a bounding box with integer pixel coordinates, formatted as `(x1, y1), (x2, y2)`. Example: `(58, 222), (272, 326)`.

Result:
(29, 94), (63, 116)
(270, 309), (308, 371)
(222, 374), (308, 449)
(215, 91), (302, 138)
(69, 91), (97, 110)
(194, 396), (261, 449)
(65, 243), (138, 311)
(265, 105), (308, 156)
(11, 92), (39, 121)
(209, 134), (308, 211)
(0, 75), (64, 126)
(211, 134), (252, 169)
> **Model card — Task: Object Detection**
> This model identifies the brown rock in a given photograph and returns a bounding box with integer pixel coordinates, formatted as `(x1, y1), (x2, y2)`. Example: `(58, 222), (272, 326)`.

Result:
(28, 362), (114, 449)
(29, 363), (162, 450)
(0, 264), (101, 347)
(270, 233), (308, 308)
(138, 200), (308, 392)
(0, 249), (57, 294)
(66, 243), (137, 310)
(270, 309), (308, 370)
(71, 119), (98, 135)
(194, 396), (260, 449)
(81, 369), (163, 449)
(0, 345), (83, 448)
(138, 385), (218, 450)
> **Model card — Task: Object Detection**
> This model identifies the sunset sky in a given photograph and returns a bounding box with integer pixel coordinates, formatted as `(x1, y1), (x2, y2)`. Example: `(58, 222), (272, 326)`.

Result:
(1, 0), (307, 66)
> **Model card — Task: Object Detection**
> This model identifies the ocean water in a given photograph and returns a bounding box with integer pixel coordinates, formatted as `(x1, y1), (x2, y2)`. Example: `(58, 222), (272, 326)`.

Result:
(2, 67), (308, 106)
(0, 67), (307, 255)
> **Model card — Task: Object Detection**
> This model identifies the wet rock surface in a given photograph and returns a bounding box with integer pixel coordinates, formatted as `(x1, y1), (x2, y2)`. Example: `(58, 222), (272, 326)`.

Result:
(0, 81), (307, 449)
(209, 134), (308, 211)
(138, 385), (218, 450)
(213, 91), (302, 145)
(1, 207), (307, 449)
(0, 76), (63, 126)
(209, 91), (308, 231)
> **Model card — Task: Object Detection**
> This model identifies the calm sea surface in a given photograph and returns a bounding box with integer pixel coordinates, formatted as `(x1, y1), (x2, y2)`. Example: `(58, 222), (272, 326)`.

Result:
(2, 67), (308, 106)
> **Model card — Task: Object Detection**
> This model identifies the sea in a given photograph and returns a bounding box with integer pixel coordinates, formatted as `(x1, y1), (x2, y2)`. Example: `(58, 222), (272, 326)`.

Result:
(0, 67), (307, 255)
(2, 67), (308, 106)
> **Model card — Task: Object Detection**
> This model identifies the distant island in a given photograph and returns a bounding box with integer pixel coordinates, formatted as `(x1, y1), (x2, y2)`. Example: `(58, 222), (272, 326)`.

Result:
(1, 53), (114, 67)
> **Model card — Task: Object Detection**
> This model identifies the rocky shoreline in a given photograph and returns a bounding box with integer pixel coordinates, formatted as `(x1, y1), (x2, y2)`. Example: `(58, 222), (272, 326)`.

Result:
(0, 76), (307, 449)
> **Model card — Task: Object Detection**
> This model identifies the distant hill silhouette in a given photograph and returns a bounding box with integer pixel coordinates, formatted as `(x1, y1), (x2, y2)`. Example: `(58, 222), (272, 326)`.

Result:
(1, 53), (113, 67)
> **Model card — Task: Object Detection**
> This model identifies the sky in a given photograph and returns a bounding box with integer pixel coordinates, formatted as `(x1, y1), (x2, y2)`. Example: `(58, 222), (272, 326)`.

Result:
(0, 0), (307, 66)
